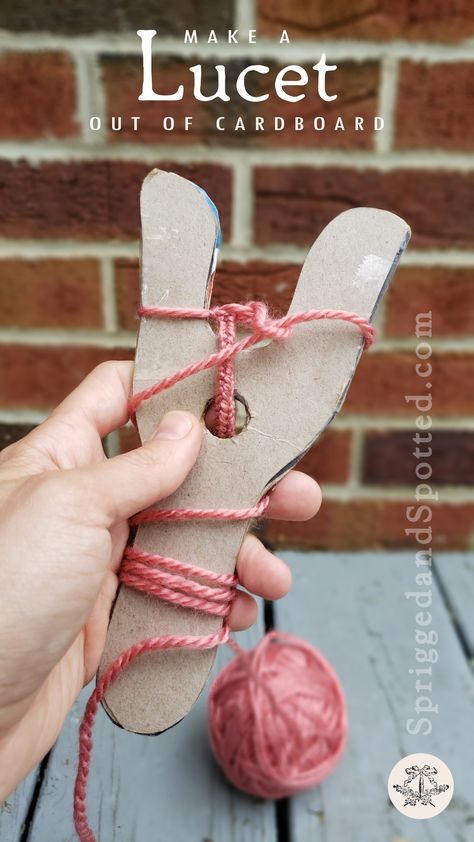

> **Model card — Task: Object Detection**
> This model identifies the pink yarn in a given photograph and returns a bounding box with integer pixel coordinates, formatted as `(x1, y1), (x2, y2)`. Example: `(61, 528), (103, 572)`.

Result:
(74, 625), (230, 842)
(73, 299), (370, 841)
(129, 301), (374, 423)
(120, 546), (238, 617)
(214, 308), (238, 437)
(130, 495), (270, 526)
(208, 631), (347, 800)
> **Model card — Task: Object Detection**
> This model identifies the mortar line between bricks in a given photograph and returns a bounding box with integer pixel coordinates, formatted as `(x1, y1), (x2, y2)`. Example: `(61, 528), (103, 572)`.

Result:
(373, 295), (387, 338)
(332, 416), (474, 431)
(0, 32), (473, 61)
(235, 0), (256, 31)
(398, 250), (474, 267)
(106, 429), (121, 457)
(0, 240), (140, 258)
(72, 51), (96, 144)
(348, 426), (364, 489)
(230, 159), (253, 248)
(0, 410), (473, 431)
(0, 409), (49, 425)
(78, 52), (108, 146)
(321, 485), (474, 502)
(0, 328), (473, 352)
(100, 256), (119, 332)
(376, 338), (474, 350)
(375, 55), (399, 155)
(0, 329), (136, 347)
(1, 241), (474, 267)
(1, 142), (474, 170)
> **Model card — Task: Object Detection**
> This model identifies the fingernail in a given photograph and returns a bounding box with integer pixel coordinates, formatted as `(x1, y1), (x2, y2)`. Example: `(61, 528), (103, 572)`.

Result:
(153, 411), (194, 441)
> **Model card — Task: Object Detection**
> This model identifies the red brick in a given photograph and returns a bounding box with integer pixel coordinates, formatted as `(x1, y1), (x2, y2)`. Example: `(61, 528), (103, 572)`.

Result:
(258, 62), (379, 150)
(102, 56), (202, 146)
(257, 0), (474, 42)
(0, 161), (232, 241)
(212, 260), (300, 310)
(0, 259), (102, 329)
(0, 1), (234, 35)
(115, 259), (140, 331)
(395, 62), (474, 151)
(363, 430), (474, 485)
(0, 345), (133, 411)
(299, 429), (352, 484)
(0, 52), (78, 139)
(101, 56), (379, 150)
(115, 258), (302, 331)
(119, 424), (141, 453)
(385, 267), (474, 338)
(0, 422), (35, 450)
(255, 166), (474, 250)
(266, 499), (474, 550)
(345, 351), (473, 417)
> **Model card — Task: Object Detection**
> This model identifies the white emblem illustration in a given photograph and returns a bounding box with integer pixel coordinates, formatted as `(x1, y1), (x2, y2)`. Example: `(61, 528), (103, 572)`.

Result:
(388, 753), (454, 819)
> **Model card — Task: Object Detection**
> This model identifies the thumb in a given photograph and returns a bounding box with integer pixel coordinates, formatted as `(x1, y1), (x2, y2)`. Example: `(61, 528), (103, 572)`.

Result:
(82, 410), (202, 523)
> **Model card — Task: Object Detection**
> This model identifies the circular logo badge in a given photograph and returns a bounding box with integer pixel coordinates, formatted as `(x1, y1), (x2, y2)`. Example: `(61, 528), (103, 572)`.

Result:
(388, 753), (454, 819)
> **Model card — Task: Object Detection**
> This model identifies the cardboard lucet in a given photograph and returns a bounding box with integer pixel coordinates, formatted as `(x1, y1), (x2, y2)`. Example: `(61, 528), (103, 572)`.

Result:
(99, 169), (411, 734)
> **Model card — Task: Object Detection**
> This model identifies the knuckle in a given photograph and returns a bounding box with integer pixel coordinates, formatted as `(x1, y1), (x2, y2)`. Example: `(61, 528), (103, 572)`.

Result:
(92, 359), (131, 385)
(93, 360), (113, 377)
(126, 444), (164, 472)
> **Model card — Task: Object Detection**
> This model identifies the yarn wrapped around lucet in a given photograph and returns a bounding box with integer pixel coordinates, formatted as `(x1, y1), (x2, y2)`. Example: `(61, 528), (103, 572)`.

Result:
(208, 631), (347, 799)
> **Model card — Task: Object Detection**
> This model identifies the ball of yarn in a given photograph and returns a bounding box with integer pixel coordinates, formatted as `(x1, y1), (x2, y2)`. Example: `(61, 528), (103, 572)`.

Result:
(208, 631), (347, 800)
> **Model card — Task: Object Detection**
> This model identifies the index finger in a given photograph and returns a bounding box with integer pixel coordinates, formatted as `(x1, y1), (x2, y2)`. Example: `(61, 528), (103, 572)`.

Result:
(265, 470), (322, 521)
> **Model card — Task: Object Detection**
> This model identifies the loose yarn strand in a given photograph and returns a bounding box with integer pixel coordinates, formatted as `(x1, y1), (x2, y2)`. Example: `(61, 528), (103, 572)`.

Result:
(74, 626), (229, 842)
(74, 300), (369, 841)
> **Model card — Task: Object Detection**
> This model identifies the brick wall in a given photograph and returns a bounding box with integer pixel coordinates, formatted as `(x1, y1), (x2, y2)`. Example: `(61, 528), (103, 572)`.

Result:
(0, 0), (473, 550)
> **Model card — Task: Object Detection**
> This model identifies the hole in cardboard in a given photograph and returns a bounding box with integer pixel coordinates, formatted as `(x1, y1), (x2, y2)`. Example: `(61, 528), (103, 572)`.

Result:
(203, 392), (250, 438)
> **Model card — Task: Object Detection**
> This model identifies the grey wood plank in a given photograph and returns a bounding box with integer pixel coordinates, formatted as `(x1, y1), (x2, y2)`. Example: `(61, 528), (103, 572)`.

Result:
(435, 552), (474, 656)
(28, 608), (276, 842)
(0, 768), (39, 842)
(276, 551), (474, 842)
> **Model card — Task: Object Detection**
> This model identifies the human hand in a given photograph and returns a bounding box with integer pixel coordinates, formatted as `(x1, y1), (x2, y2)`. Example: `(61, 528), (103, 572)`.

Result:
(0, 361), (321, 800)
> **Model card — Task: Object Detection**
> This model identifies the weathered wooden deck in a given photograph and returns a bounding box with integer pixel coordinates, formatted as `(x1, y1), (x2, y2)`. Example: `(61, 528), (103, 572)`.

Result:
(2, 552), (474, 842)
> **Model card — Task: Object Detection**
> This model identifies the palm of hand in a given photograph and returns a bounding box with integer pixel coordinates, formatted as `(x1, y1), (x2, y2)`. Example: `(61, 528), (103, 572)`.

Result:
(0, 399), (127, 783)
